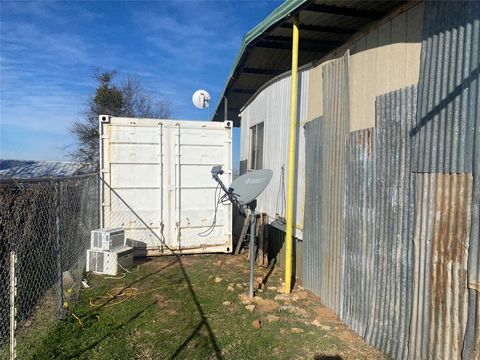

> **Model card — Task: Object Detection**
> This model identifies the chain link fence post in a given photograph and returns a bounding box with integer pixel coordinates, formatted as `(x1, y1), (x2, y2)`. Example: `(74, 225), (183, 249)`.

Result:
(54, 181), (66, 320)
(9, 251), (17, 360)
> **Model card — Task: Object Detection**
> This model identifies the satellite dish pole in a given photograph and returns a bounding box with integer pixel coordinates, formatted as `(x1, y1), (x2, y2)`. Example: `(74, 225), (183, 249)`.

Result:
(210, 166), (273, 299)
(192, 89), (211, 120)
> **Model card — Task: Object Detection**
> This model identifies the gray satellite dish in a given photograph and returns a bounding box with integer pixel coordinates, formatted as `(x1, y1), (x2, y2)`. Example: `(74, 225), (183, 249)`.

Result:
(210, 166), (273, 300)
(229, 169), (273, 206)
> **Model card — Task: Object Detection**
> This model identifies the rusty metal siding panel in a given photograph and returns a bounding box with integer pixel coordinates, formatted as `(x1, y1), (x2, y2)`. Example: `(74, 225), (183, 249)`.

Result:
(303, 53), (349, 314)
(342, 128), (376, 338)
(411, 2), (480, 358)
(410, 173), (473, 360)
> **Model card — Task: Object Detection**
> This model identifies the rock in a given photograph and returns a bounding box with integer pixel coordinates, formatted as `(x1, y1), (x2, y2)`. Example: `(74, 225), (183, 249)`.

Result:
(320, 324), (332, 331)
(258, 289), (264, 293)
(252, 319), (262, 329)
(266, 315), (280, 323)
(245, 304), (256, 312)
(256, 277), (263, 283)
(291, 327), (304, 333)
(295, 290), (308, 300)
(215, 277), (223, 283)
(275, 294), (289, 302)
(222, 301), (231, 306)
(238, 293), (250, 304)
(236, 283), (244, 289)
(311, 319), (322, 327)
(290, 294), (299, 302)
(227, 285), (235, 292)
(267, 286), (277, 291)
(279, 305), (308, 317)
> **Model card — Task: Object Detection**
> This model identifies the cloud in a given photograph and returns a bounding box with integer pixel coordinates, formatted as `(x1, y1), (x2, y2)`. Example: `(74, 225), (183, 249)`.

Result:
(1, 0), (280, 161)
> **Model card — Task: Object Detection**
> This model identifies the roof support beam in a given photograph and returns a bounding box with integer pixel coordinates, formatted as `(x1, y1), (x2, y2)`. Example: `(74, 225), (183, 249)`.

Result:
(264, 35), (343, 48)
(255, 40), (335, 53)
(305, 4), (385, 19)
(279, 23), (357, 35)
(242, 68), (285, 76)
(231, 88), (256, 95)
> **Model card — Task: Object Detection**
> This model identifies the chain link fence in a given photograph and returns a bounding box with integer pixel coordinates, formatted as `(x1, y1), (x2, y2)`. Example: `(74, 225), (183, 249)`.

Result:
(0, 174), (99, 359)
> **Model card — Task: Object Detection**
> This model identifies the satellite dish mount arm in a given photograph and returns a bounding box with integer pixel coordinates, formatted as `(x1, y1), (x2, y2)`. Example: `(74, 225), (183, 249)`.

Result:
(211, 166), (242, 210)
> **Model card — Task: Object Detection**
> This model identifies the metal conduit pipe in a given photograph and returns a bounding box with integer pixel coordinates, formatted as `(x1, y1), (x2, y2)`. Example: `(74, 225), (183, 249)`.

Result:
(284, 16), (299, 294)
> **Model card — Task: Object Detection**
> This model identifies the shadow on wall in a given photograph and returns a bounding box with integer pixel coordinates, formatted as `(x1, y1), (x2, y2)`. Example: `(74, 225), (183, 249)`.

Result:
(267, 222), (302, 286)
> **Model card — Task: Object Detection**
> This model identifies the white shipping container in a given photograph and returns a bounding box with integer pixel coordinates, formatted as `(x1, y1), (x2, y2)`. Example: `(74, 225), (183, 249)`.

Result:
(99, 115), (233, 254)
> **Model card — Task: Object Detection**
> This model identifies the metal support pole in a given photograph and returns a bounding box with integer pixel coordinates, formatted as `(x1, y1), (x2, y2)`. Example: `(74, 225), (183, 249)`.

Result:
(10, 252), (16, 360)
(284, 16), (300, 294)
(54, 182), (66, 319)
(249, 208), (256, 299)
(224, 96), (228, 121)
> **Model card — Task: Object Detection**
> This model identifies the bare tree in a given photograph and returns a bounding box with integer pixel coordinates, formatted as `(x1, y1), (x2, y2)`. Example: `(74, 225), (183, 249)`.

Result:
(70, 71), (171, 166)
(121, 76), (171, 119)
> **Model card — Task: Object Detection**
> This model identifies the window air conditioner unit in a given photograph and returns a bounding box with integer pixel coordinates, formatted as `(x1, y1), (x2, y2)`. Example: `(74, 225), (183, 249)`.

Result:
(86, 246), (133, 276)
(91, 228), (125, 250)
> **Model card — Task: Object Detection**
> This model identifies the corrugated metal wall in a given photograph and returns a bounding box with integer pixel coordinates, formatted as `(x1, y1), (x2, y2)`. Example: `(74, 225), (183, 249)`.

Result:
(302, 53), (349, 315)
(303, 2), (479, 359)
(303, 116), (323, 299)
(240, 68), (310, 239)
(343, 128), (375, 338)
(367, 86), (416, 359)
(409, 1), (480, 359)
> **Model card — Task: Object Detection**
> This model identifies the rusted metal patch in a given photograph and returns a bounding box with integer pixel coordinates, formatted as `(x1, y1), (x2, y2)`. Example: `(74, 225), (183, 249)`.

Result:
(410, 173), (473, 359)
(428, 173), (472, 358)
(355, 128), (373, 158)
(470, 282), (480, 292)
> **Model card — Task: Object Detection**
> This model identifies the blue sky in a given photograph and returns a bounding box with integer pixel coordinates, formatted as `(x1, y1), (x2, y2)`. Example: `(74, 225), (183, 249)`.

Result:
(0, 0), (281, 170)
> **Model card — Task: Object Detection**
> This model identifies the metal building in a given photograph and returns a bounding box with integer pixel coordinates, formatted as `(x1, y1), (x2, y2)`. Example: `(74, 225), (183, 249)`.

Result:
(213, 1), (480, 359)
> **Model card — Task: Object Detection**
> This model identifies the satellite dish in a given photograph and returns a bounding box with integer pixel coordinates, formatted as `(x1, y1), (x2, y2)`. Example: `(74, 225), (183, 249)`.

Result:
(192, 90), (211, 109)
(229, 169), (273, 206)
(209, 166), (273, 299)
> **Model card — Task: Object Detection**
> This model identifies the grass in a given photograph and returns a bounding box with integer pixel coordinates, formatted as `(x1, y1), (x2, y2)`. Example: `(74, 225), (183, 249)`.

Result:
(10, 254), (386, 360)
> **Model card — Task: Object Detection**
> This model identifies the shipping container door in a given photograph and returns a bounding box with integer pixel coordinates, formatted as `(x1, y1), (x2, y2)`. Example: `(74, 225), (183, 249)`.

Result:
(101, 119), (165, 250)
(170, 122), (232, 252)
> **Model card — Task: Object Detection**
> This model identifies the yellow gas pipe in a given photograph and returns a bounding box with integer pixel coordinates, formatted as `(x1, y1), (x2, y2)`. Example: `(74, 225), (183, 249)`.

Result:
(284, 16), (299, 294)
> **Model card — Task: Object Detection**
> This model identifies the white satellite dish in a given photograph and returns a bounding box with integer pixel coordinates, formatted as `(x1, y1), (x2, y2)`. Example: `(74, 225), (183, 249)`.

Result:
(192, 90), (211, 109)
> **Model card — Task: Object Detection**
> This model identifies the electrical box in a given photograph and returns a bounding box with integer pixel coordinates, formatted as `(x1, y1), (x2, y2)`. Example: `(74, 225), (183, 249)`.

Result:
(90, 228), (125, 250)
(86, 246), (134, 276)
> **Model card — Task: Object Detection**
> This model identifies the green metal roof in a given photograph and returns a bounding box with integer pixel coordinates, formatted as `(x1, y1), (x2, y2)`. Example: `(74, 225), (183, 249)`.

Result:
(227, 0), (309, 79)
(212, 0), (408, 124)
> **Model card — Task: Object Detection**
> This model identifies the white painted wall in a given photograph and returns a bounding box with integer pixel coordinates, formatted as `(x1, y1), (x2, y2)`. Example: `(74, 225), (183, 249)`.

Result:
(240, 69), (310, 239)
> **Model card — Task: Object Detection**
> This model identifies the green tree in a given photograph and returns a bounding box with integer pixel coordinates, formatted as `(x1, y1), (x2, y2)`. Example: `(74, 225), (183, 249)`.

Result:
(71, 70), (171, 165)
